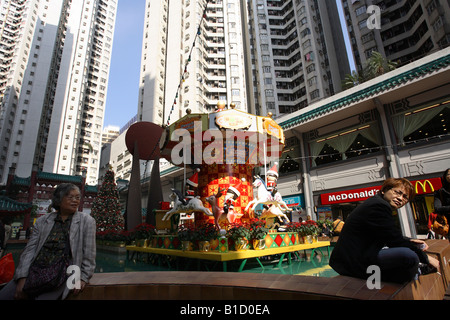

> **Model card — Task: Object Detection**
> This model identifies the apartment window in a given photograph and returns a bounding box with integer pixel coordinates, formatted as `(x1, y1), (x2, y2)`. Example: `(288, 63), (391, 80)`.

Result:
(427, 0), (438, 14)
(308, 76), (317, 86)
(306, 64), (315, 73)
(302, 39), (311, 49)
(365, 47), (377, 58)
(310, 89), (320, 99)
(301, 28), (311, 37)
(361, 32), (374, 43)
(359, 19), (367, 30)
(356, 5), (366, 16)
(433, 16), (444, 32)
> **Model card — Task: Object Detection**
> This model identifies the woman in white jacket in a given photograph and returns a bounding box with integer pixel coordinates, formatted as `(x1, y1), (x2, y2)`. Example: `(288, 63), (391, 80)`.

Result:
(0, 183), (96, 300)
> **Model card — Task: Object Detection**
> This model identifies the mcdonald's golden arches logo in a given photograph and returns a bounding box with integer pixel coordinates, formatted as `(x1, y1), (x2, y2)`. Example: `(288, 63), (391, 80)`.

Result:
(414, 180), (434, 194)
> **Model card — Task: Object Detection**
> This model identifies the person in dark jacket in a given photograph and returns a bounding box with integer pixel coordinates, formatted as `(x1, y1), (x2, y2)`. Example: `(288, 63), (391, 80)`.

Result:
(330, 178), (439, 283)
(434, 168), (450, 223)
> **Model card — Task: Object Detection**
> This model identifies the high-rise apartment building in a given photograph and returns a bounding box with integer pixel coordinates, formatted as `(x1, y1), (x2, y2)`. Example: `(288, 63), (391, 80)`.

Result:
(102, 125), (120, 147)
(138, 0), (250, 125)
(0, 0), (117, 185)
(137, 0), (350, 124)
(246, 0), (351, 117)
(342, 0), (450, 72)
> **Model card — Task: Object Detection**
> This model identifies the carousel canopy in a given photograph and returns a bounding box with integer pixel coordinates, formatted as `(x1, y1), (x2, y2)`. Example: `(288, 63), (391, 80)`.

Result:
(159, 107), (285, 167)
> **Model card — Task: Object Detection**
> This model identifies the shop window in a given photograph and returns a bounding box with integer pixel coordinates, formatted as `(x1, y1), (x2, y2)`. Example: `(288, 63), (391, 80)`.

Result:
(392, 100), (450, 144)
(345, 134), (382, 159)
(310, 123), (382, 167)
(280, 155), (300, 174)
(401, 106), (449, 145)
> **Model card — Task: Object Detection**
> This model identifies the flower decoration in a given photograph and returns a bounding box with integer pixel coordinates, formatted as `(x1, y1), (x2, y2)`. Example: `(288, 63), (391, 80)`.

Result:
(177, 224), (196, 242)
(194, 222), (219, 241)
(249, 219), (269, 240)
(226, 222), (251, 240)
(132, 223), (156, 239)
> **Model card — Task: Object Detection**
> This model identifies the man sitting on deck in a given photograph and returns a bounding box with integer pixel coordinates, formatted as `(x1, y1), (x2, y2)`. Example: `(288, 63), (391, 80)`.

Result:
(330, 178), (440, 284)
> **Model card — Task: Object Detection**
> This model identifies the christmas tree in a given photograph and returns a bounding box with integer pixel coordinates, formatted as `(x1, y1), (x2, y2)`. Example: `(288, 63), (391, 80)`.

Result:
(91, 169), (124, 233)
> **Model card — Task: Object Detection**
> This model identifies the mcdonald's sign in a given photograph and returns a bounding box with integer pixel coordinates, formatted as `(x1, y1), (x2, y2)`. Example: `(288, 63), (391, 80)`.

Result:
(411, 178), (442, 195)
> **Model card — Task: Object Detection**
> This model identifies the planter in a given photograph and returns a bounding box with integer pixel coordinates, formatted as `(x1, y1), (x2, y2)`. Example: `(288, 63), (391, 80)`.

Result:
(181, 240), (194, 251)
(305, 235), (313, 244)
(252, 238), (266, 250)
(198, 240), (211, 252)
(234, 237), (249, 251)
(136, 239), (146, 247)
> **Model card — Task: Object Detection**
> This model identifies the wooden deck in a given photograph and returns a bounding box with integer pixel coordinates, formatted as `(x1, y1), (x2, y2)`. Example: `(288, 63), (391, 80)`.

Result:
(69, 239), (450, 300)
(68, 271), (445, 300)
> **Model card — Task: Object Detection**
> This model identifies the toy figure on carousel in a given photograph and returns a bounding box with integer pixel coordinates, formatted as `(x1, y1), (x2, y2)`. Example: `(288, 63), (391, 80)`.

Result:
(266, 162), (279, 198)
(223, 178), (245, 223)
(185, 168), (200, 203)
(174, 168), (200, 206)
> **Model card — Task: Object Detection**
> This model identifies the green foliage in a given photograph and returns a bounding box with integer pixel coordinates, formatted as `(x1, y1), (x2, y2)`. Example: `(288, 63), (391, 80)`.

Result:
(342, 51), (397, 90)
(226, 222), (251, 240)
(194, 222), (219, 241)
(249, 219), (269, 240)
(177, 224), (196, 242)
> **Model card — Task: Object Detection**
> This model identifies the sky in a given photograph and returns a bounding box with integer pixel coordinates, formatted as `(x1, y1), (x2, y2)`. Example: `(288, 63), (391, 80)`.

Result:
(103, 0), (355, 129)
(104, 0), (145, 129)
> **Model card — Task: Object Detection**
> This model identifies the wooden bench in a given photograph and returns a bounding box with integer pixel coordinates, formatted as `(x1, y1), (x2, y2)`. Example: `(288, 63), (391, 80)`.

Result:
(68, 239), (449, 300)
(68, 270), (445, 300)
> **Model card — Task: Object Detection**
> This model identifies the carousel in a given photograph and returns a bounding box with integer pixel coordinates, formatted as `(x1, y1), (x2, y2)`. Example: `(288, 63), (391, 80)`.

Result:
(124, 103), (330, 272)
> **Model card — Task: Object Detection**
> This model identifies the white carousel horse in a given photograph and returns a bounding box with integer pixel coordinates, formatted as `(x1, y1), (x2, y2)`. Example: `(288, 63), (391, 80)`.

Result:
(260, 204), (290, 224)
(245, 175), (292, 213)
(162, 189), (213, 221)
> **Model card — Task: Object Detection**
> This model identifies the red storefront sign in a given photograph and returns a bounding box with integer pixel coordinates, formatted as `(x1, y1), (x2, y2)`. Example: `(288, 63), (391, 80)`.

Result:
(320, 178), (442, 205)
(320, 186), (381, 205)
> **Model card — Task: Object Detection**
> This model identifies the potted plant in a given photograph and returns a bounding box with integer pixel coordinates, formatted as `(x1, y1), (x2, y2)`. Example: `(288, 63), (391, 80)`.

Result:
(249, 219), (269, 250)
(132, 223), (156, 247)
(194, 222), (219, 252)
(226, 222), (251, 251)
(177, 224), (195, 251)
(298, 220), (319, 243)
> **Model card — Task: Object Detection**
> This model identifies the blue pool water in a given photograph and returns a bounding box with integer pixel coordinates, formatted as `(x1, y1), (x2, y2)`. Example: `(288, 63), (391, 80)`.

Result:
(96, 248), (338, 277)
(5, 244), (338, 277)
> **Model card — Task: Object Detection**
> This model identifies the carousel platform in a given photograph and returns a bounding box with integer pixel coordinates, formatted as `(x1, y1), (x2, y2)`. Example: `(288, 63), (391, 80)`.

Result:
(126, 241), (331, 272)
